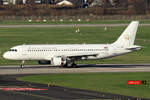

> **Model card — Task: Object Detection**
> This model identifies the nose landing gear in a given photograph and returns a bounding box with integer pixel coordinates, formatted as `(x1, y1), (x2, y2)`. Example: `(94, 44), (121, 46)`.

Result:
(20, 60), (25, 69)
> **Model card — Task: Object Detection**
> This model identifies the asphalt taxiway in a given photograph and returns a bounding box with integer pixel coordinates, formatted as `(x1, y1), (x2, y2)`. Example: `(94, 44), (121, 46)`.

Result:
(0, 64), (150, 75)
(0, 74), (149, 100)
(0, 64), (150, 100)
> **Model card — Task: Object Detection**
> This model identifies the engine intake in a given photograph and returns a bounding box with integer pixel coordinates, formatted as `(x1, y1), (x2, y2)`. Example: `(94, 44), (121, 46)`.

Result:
(51, 57), (67, 66)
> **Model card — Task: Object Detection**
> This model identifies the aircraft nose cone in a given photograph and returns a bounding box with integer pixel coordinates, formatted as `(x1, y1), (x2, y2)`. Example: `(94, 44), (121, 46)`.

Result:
(3, 52), (9, 59)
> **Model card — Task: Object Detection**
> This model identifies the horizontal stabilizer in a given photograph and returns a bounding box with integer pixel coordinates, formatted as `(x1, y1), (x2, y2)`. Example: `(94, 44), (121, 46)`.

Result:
(126, 45), (141, 51)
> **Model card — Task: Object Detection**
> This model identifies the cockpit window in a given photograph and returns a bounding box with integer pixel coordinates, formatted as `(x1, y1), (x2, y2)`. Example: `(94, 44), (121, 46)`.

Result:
(9, 49), (17, 52)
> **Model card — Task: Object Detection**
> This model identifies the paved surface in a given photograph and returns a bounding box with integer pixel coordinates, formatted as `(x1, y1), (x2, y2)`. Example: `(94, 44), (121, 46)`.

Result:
(0, 64), (150, 100)
(0, 64), (150, 75)
(0, 74), (149, 100)
(0, 24), (150, 28)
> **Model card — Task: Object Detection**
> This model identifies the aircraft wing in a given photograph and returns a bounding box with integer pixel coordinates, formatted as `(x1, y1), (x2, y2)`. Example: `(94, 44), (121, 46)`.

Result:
(44, 53), (98, 60)
(66, 53), (98, 59)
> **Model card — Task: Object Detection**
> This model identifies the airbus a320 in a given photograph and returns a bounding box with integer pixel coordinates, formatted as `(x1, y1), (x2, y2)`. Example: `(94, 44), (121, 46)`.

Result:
(3, 21), (141, 68)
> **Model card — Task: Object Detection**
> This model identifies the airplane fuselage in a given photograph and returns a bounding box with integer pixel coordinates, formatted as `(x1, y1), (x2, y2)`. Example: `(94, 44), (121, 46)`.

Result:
(3, 44), (132, 61)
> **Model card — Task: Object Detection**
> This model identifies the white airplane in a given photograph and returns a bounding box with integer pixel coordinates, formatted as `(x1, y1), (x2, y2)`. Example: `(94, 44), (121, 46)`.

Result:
(3, 21), (141, 68)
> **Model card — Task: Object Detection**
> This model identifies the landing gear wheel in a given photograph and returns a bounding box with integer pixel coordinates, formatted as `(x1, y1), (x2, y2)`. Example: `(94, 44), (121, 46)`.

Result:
(20, 64), (24, 69)
(20, 60), (25, 69)
(64, 63), (68, 67)
(71, 63), (77, 68)
(61, 63), (68, 68)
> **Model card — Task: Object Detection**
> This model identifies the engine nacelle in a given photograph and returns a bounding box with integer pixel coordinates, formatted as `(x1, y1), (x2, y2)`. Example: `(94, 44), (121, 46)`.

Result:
(38, 60), (51, 65)
(51, 57), (67, 66)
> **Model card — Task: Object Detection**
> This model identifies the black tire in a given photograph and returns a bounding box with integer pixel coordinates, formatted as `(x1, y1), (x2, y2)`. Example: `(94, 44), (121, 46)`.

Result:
(20, 65), (24, 69)
(62, 63), (68, 68)
(71, 63), (77, 68)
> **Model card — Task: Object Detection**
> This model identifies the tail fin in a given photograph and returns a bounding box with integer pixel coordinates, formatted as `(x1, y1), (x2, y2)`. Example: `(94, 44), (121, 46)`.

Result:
(113, 21), (139, 48)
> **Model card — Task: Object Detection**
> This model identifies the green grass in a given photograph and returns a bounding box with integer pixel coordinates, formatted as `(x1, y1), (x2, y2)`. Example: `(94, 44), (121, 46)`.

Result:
(0, 25), (150, 65)
(19, 72), (150, 99)
(1, 20), (150, 25)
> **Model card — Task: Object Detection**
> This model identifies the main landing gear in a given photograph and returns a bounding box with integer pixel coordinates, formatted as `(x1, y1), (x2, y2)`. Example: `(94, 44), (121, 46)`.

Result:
(71, 61), (77, 68)
(61, 62), (77, 68)
(70, 59), (77, 68)
(61, 63), (68, 68)
(20, 60), (25, 69)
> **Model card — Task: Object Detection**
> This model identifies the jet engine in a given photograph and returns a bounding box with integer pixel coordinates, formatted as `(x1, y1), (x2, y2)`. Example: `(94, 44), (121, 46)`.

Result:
(51, 57), (67, 66)
(38, 60), (51, 65)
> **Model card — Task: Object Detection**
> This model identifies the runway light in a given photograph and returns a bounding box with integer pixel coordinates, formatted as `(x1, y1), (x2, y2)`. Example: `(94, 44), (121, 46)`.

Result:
(28, 19), (32, 22)
(43, 19), (47, 22)
(0, 88), (48, 91)
(60, 19), (63, 22)
(78, 19), (81, 22)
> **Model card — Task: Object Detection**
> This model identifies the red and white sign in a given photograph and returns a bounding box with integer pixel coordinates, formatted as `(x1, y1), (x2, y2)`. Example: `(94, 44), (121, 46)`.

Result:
(127, 80), (141, 85)
(0, 88), (48, 91)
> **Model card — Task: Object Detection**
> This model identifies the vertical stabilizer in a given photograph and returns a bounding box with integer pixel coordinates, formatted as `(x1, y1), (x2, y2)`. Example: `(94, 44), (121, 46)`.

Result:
(113, 21), (139, 48)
